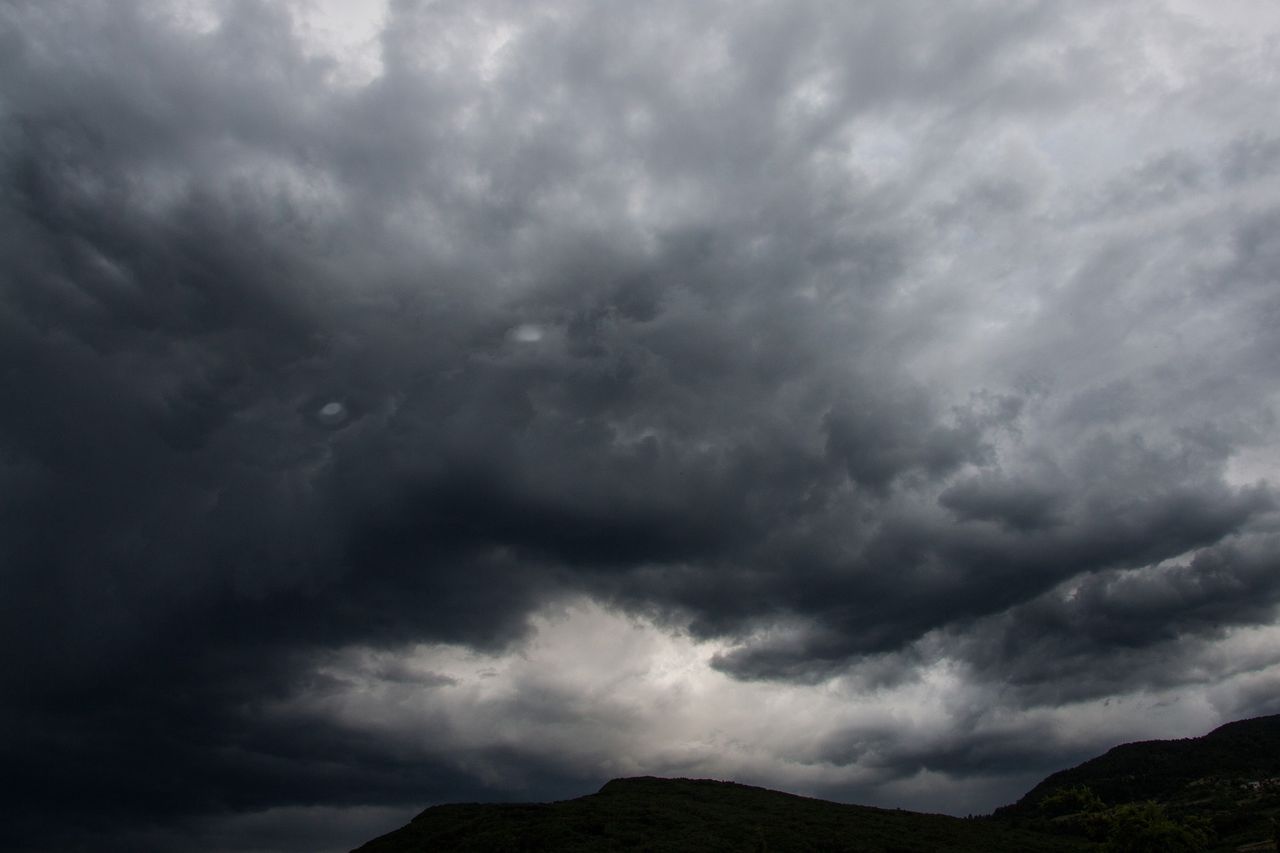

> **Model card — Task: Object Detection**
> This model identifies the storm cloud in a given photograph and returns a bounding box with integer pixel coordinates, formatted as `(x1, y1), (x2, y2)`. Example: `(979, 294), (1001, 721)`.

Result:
(3, 1), (1280, 850)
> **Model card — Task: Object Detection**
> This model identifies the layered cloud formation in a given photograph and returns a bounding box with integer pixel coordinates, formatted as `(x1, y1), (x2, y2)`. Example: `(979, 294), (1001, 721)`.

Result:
(3, 1), (1280, 850)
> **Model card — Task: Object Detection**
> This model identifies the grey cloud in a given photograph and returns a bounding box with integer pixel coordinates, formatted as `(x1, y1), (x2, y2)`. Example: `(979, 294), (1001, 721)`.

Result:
(939, 472), (1063, 531)
(707, 433), (1272, 681)
(824, 387), (996, 493)
(818, 716), (1088, 785)
(954, 532), (1280, 703)
(4, 0), (1280, 849)
(1092, 150), (1208, 215)
(1223, 132), (1280, 184)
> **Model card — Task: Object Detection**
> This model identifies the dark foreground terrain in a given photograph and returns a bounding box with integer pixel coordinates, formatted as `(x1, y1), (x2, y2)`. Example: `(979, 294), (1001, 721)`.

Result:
(356, 714), (1280, 852)
(999, 713), (1280, 852)
(355, 776), (1081, 853)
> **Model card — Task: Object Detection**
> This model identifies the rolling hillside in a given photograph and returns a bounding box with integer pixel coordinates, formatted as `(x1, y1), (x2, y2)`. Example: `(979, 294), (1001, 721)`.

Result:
(995, 714), (1280, 851)
(354, 776), (1085, 853)
(355, 715), (1280, 852)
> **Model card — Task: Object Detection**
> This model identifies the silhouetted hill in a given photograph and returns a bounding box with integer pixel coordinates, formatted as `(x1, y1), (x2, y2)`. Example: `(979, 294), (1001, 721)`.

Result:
(355, 716), (1280, 852)
(354, 776), (1087, 852)
(995, 714), (1280, 851)
(1002, 714), (1280, 811)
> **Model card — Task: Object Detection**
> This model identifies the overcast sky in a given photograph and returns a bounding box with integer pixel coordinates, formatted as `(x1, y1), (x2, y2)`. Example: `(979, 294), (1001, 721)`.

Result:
(3, 1), (1280, 850)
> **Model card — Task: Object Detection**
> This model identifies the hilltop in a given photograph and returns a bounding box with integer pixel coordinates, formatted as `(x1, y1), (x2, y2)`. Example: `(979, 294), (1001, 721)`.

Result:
(355, 776), (1084, 852)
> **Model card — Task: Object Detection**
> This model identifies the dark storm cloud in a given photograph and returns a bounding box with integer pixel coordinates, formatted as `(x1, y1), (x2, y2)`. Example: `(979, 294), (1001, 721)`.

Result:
(938, 472), (1062, 531)
(954, 532), (1280, 701)
(817, 714), (1085, 783)
(3, 0), (1280, 849)
(705, 424), (1272, 681)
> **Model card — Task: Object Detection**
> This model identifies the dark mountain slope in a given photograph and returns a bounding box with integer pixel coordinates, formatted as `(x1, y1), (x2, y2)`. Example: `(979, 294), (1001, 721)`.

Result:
(354, 715), (1280, 852)
(354, 776), (1087, 853)
(1001, 714), (1280, 811)
(995, 714), (1280, 851)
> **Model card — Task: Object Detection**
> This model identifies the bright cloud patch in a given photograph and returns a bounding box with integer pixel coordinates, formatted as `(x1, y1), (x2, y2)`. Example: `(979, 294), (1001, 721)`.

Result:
(271, 599), (1280, 817)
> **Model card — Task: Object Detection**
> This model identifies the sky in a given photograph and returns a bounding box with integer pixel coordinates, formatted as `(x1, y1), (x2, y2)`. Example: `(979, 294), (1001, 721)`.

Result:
(2, 0), (1280, 850)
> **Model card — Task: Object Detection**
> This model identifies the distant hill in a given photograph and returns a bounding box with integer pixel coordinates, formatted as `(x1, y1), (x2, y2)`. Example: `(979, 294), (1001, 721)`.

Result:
(995, 713), (1280, 851)
(354, 715), (1280, 852)
(1000, 714), (1280, 810)
(354, 776), (1086, 852)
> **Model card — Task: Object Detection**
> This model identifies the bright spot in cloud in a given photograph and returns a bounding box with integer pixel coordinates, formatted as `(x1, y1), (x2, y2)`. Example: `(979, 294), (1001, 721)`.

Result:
(510, 323), (545, 343)
(315, 400), (348, 426)
(293, 0), (388, 87)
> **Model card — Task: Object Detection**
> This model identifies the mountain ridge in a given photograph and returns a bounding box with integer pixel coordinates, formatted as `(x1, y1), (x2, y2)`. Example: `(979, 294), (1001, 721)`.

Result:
(355, 714), (1280, 852)
(1000, 714), (1280, 813)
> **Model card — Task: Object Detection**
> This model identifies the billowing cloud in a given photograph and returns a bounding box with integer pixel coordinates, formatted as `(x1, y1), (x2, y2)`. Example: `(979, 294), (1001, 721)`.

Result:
(2, 1), (1280, 850)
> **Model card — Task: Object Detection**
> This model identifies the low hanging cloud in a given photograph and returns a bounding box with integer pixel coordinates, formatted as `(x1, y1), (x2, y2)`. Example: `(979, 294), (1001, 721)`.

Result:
(3, 0), (1280, 850)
